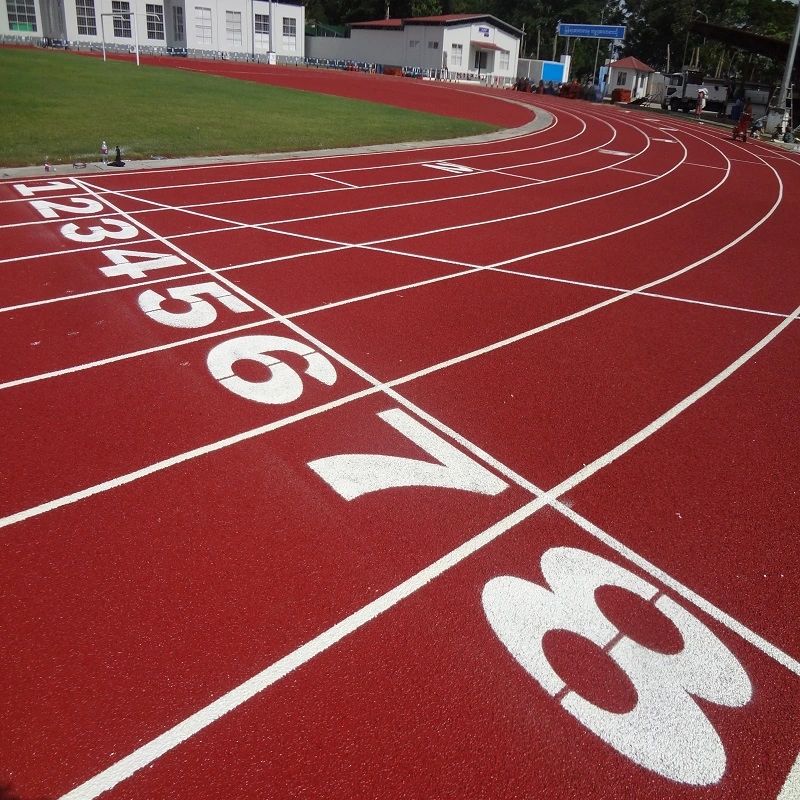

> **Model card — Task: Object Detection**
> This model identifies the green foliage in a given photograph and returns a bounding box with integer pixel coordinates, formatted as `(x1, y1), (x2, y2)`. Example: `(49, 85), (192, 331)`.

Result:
(310, 0), (796, 84)
(411, 0), (443, 16)
(0, 48), (496, 167)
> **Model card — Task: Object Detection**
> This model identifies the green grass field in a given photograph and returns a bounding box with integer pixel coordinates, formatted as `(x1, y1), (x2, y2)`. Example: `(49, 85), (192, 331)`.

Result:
(0, 47), (497, 167)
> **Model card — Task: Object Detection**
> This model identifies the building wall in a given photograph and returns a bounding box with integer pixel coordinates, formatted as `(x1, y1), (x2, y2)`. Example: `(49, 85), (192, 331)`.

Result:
(1, 0), (304, 57)
(307, 19), (519, 78)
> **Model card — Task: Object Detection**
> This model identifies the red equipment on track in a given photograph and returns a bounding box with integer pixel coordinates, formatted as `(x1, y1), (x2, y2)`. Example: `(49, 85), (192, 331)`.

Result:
(732, 112), (751, 142)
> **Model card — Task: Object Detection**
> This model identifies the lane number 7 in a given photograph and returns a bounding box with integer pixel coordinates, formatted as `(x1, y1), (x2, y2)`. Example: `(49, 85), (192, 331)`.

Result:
(309, 409), (508, 499)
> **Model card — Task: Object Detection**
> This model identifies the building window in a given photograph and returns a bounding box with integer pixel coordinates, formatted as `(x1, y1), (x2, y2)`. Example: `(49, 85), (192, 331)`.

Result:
(195, 6), (211, 44)
(409, 39), (420, 48)
(499, 51), (509, 70)
(6, 0), (37, 30)
(254, 12), (268, 47)
(450, 43), (462, 66)
(173, 5), (184, 41)
(427, 40), (438, 49)
(226, 10), (241, 46)
(112, 0), (131, 37)
(75, 0), (96, 35)
(282, 16), (295, 49)
(616, 71), (627, 86)
(146, 3), (164, 39)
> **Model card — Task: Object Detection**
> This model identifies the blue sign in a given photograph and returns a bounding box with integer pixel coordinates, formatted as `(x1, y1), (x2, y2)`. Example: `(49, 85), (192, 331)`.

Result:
(557, 23), (626, 39)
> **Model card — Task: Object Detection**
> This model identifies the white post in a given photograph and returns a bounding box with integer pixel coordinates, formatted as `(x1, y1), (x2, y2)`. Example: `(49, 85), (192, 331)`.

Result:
(133, 2), (140, 65)
(101, 14), (106, 61)
(268, 0), (274, 55)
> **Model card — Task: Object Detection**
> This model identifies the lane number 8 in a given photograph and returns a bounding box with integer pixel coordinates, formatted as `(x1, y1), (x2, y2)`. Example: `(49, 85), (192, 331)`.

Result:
(482, 547), (751, 786)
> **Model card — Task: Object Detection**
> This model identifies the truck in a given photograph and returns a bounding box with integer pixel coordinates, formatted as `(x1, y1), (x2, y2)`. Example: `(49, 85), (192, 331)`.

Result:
(662, 70), (728, 113)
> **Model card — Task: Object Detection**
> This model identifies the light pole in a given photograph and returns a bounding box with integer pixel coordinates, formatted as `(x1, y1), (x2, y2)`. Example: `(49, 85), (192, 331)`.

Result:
(767, 0), (800, 135)
(592, 6), (605, 86)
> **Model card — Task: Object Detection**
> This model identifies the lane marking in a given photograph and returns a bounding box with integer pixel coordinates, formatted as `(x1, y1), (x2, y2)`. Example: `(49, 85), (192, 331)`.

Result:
(611, 166), (658, 177)
(599, 149), (634, 156)
(0, 318), (276, 390)
(424, 161), (476, 173)
(779, 751), (800, 799)
(56, 289), (800, 799)
(311, 173), (358, 188)
(488, 168), (544, 183)
(4, 111), (800, 797)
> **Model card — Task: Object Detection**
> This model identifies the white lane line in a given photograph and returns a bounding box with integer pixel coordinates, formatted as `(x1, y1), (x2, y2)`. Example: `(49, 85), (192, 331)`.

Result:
(778, 751), (800, 799)
(5, 123), (771, 452)
(93, 122), (651, 234)
(3, 113), (767, 394)
(611, 166), (658, 177)
(599, 149), (634, 156)
(685, 161), (727, 170)
(56, 289), (800, 800)
(488, 168), (544, 183)
(86, 126), (664, 258)
(0, 318), (275, 390)
(311, 173), (358, 188)
(56, 499), (544, 800)
(0, 120), (753, 318)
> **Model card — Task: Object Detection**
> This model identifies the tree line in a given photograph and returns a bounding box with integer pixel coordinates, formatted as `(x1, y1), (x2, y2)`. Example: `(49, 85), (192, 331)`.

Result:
(305, 0), (798, 84)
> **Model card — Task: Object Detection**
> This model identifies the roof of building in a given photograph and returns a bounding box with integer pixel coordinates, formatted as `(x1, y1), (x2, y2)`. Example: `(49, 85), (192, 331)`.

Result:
(609, 56), (655, 73)
(349, 14), (522, 38)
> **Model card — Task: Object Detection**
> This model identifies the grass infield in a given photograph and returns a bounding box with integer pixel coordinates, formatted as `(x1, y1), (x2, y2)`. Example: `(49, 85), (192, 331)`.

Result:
(0, 47), (498, 167)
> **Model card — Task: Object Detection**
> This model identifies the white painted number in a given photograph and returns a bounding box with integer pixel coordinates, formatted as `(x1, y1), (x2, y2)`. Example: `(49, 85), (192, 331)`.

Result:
(778, 751), (800, 799)
(100, 249), (185, 279)
(309, 408), (508, 499)
(207, 335), (336, 404)
(138, 282), (252, 328)
(14, 181), (75, 196)
(30, 197), (104, 219)
(60, 218), (139, 243)
(483, 547), (751, 786)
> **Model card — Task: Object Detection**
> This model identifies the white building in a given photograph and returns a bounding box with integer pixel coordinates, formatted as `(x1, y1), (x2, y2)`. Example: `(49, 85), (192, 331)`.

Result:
(606, 56), (654, 100)
(307, 13), (522, 84)
(1, 0), (305, 59)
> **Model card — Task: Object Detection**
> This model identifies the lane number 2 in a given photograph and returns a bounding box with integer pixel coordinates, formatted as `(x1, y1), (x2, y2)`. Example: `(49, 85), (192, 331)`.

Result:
(483, 547), (752, 786)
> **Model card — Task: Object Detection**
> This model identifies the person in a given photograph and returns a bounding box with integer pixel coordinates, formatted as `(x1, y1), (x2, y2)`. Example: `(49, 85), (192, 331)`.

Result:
(101, 140), (108, 164)
(730, 97), (742, 122)
(696, 87), (708, 117)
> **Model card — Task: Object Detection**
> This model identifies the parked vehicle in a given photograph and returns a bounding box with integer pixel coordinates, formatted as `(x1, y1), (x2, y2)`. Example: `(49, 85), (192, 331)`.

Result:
(662, 70), (728, 113)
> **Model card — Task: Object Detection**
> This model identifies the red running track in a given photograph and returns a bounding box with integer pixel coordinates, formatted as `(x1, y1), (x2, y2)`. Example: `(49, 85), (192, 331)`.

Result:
(1, 73), (799, 800)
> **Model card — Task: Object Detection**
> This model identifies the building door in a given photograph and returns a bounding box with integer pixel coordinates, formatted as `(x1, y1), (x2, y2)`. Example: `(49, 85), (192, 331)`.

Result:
(474, 49), (487, 73)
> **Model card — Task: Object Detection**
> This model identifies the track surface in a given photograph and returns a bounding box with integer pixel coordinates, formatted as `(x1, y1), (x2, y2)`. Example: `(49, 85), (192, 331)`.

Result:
(2, 69), (800, 800)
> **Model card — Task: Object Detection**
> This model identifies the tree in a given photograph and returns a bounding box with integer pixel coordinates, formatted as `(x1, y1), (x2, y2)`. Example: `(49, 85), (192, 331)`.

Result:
(411, 0), (443, 15)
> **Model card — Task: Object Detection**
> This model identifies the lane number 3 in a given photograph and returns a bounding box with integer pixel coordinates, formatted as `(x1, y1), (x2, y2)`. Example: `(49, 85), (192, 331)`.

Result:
(482, 547), (751, 786)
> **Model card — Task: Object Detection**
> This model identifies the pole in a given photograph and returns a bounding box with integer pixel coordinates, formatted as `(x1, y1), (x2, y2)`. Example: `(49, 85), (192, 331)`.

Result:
(268, 0), (274, 55)
(130, 0), (140, 66)
(666, 43), (670, 74)
(776, 0), (800, 110)
(592, 7), (605, 84)
(536, 27), (540, 61)
(101, 14), (106, 61)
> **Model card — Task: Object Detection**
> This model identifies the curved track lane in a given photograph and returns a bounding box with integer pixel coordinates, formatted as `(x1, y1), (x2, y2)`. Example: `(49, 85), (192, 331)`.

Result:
(0, 80), (798, 800)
